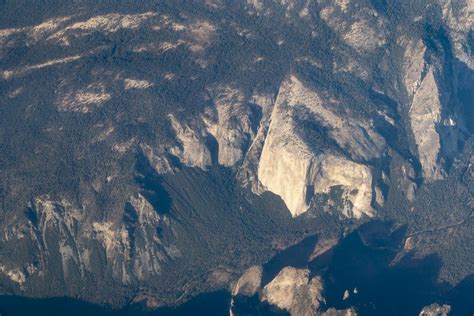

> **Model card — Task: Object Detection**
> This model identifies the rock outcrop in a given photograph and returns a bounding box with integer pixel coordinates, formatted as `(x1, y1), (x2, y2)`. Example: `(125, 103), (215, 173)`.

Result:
(0, 194), (178, 289)
(1, 0), (472, 309)
(419, 303), (451, 316)
(232, 265), (263, 297)
(92, 193), (180, 283)
(402, 39), (427, 97)
(322, 308), (358, 316)
(166, 86), (259, 170)
(261, 267), (325, 316)
(230, 265), (263, 316)
(408, 67), (445, 181)
(257, 75), (378, 217)
(438, 0), (474, 70)
(168, 115), (213, 170)
(230, 265), (360, 316)
(237, 93), (276, 193)
(204, 85), (256, 167)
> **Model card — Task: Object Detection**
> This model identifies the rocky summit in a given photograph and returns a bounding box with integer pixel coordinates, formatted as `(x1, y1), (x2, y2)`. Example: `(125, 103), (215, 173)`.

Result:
(0, 0), (473, 315)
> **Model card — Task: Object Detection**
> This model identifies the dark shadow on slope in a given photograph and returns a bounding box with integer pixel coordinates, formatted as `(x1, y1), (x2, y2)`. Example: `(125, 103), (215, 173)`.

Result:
(145, 290), (231, 316)
(232, 294), (290, 316)
(134, 152), (172, 215)
(0, 296), (115, 316)
(205, 134), (219, 165)
(0, 291), (231, 316)
(232, 220), (456, 316)
(448, 273), (474, 316)
(123, 201), (139, 255)
(322, 221), (446, 316)
(261, 235), (319, 286)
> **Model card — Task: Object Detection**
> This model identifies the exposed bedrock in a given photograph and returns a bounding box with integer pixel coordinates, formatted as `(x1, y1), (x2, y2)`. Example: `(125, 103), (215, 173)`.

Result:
(257, 75), (379, 217)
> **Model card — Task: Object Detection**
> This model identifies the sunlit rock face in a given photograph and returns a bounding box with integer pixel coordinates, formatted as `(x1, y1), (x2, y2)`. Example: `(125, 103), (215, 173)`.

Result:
(126, 194), (178, 280)
(1, 0), (473, 309)
(322, 308), (358, 316)
(419, 303), (451, 316)
(168, 115), (213, 170)
(258, 135), (319, 216)
(399, 12), (473, 183)
(140, 144), (178, 175)
(400, 36), (447, 181)
(204, 85), (256, 167)
(229, 265), (263, 316)
(166, 88), (258, 170)
(408, 67), (445, 181)
(402, 39), (427, 97)
(232, 265), (263, 297)
(0, 265), (26, 285)
(438, 0), (474, 70)
(237, 93), (276, 193)
(230, 264), (360, 316)
(261, 267), (325, 316)
(257, 75), (377, 217)
(315, 155), (374, 218)
(0, 195), (177, 289)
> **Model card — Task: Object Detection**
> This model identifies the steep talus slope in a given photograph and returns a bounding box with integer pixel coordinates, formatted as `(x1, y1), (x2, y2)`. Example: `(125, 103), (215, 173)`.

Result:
(0, 0), (472, 310)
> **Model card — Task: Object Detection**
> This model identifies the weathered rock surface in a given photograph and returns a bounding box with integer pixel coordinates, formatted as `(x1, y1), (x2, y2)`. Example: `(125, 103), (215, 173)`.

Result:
(402, 39), (427, 98)
(261, 267), (325, 316)
(204, 85), (256, 167)
(399, 34), (447, 182)
(419, 303), (451, 316)
(159, 72), (385, 220)
(232, 265), (263, 297)
(140, 144), (178, 175)
(231, 264), (362, 316)
(229, 265), (263, 316)
(315, 156), (374, 218)
(1, 0), (472, 310)
(165, 86), (258, 170)
(0, 194), (177, 290)
(162, 74), (380, 218)
(168, 115), (213, 170)
(322, 307), (358, 316)
(438, 0), (474, 70)
(93, 193), (180, 283)
(237, 93), (276, 193)
(0, 265), (26, 285)
(257, 75), (378, 217)
(408, 67), (445, 181)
